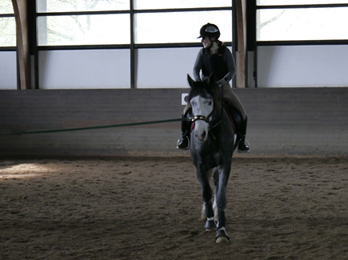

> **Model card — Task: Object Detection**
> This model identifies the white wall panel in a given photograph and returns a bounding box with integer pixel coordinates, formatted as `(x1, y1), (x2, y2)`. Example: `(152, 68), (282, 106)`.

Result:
(0, 51), (16, 90)
(257, 45), (348, 88)
(39, 49), (130, 89)
(137, 47), (201, 88)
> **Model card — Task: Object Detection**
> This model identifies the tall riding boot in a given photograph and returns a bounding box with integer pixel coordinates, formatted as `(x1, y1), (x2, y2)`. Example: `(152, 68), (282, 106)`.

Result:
(176, 115), (191, 150)
(238, 116), (250, 153)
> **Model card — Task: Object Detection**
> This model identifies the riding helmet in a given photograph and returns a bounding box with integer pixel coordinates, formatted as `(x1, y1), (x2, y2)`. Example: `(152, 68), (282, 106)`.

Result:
(198, 23), (220, 39)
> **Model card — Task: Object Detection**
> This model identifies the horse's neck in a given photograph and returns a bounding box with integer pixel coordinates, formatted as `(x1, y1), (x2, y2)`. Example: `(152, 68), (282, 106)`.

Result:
(215, 108), (234, 133)
(211, 102), (224, 125)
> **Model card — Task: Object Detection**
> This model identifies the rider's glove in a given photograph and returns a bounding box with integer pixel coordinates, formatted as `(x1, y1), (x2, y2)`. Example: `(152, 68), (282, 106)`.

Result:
(217, 78), (227, 87)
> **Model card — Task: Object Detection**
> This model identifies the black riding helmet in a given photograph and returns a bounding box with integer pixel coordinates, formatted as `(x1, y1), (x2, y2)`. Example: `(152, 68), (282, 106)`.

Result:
(198, 23), (220, 39)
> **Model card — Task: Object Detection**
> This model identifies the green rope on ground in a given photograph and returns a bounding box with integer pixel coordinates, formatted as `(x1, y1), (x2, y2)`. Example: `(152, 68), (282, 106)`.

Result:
(0, 117), (188, 136)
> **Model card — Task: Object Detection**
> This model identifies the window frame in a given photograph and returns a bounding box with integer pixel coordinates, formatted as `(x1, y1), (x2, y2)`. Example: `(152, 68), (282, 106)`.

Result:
(251, 1), (348, 89)
(34, 1), (234, 89)
(256, 2), (348, 45)
(36, 6), (234, 48)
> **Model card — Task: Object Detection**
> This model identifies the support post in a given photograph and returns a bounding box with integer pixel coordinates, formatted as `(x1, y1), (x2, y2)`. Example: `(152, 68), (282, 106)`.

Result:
(12, 0), (30, 90)
(235, 0), (247, 88)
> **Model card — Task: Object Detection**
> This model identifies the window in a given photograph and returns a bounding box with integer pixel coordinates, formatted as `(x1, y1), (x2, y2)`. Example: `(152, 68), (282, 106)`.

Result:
(37, 14), (130, 46)
(134, 0), (231, 9)
(36, 0), (129, 12)
(258, 0), (348, 5)
(0, 0), (15, 47)
(36, 0), (130, 46)
(257, 0), (348, 41)
(135, 11), (232, 44)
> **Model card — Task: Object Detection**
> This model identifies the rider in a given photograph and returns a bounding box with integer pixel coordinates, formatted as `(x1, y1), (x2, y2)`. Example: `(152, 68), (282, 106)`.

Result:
(176, 23), (250, 153)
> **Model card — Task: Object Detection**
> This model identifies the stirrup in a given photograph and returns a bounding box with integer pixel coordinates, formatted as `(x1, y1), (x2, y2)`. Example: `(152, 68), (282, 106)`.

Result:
(176, 136), (190, 150)
(238, 139), (250, 153)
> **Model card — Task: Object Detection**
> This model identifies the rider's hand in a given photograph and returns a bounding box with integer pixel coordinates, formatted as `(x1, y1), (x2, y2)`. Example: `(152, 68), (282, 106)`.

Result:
(217, 78), (226, 87)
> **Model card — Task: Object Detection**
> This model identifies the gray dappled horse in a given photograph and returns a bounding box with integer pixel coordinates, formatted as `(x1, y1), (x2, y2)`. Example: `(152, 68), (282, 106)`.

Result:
(186, 74), (239, 243)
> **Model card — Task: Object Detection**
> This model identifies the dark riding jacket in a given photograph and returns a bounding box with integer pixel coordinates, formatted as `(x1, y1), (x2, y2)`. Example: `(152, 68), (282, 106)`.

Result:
(193, 44), (236, 86)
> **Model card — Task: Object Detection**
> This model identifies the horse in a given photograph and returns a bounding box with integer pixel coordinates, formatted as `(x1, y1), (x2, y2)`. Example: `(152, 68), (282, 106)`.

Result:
(186, 74), (239, 243)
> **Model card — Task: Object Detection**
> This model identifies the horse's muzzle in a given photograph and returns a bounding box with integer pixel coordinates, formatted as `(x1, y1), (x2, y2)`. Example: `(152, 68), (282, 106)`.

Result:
(194, 121), (209, 142)
(197, 130), (207, 141)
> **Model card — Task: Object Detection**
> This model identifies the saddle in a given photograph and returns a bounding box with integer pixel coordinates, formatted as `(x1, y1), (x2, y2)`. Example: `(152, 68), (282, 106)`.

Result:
(224, 104), (243, 135)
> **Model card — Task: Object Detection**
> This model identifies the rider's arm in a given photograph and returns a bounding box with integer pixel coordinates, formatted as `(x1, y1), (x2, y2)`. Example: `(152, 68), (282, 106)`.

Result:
(217, 48), (236, 86)
(193, 49), (204, 81)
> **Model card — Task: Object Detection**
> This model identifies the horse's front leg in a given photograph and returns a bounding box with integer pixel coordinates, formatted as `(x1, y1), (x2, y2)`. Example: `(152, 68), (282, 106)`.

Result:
(214, 164), (231, 243)
(196, 166), (216, 231)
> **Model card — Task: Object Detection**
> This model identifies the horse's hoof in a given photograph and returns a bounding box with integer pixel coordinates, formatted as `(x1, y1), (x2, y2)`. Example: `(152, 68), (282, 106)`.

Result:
(215, 228), (230, 243)
(204, 219), (216, 231)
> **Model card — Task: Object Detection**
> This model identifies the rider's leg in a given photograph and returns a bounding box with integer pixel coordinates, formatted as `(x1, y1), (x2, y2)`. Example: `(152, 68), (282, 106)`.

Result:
(221, 84), (250, 152)
(221, 84), (246, 119)
(176, 104), (191, 150)
(176, 114), (191, 150)
(238, 116), (250, 153)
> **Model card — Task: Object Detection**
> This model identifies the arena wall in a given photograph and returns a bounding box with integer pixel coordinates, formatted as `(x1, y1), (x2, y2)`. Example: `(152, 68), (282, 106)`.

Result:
(0, 88), (347, 157)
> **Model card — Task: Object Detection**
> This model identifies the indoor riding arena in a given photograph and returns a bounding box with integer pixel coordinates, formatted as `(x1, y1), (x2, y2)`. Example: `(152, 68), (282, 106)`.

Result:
(1, 1), (348, 260)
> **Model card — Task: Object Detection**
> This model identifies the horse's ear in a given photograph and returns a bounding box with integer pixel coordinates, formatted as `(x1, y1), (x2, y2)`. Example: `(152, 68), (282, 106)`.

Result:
(187, 74), (195, 88)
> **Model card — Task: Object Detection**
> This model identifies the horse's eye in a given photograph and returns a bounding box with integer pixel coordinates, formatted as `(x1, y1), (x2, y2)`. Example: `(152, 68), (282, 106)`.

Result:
(191, 100), (197, 106)
(205, 100), (212, 106)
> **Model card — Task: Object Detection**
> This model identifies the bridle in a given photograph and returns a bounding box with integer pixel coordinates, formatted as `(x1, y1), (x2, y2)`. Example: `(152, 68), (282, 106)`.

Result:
(188, 86), (224, 130)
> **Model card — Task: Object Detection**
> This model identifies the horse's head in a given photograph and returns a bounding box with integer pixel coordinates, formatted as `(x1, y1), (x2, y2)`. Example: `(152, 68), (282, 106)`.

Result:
(187, 74), (221, 142)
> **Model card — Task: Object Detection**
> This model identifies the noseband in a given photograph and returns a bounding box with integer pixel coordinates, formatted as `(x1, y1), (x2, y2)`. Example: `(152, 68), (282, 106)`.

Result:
(189, 114), (212, 124)
(189, 101), (222, 130)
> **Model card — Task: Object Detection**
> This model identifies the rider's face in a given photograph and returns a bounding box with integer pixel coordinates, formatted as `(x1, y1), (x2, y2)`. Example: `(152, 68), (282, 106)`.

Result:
(201, 36), (212, 48)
